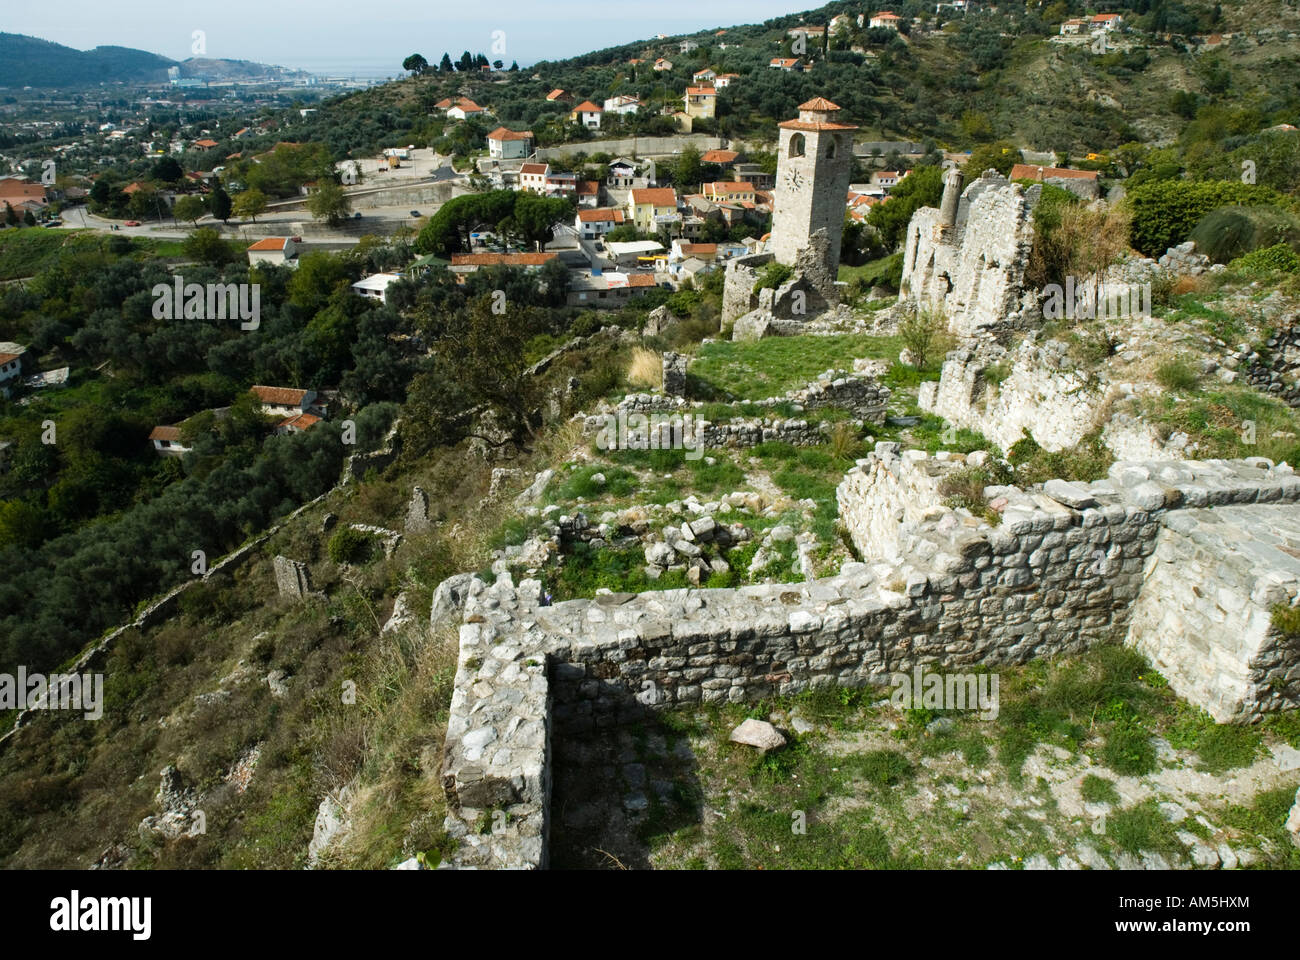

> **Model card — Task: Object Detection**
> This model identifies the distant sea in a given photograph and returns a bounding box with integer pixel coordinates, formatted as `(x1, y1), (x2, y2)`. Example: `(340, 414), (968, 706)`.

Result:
(272, 56), (409, 80)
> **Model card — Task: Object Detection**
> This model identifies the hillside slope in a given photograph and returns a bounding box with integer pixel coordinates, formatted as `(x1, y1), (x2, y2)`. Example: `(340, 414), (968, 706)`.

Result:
(0, 34), (175, 87)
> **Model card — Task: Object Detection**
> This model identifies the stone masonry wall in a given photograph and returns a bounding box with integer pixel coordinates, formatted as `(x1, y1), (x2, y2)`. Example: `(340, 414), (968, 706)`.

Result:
(919, 341), (1187, 459)
(438, 455), (1300, 868)
(898, 172), (1040, 338)
(1127, 503), (1300, 721)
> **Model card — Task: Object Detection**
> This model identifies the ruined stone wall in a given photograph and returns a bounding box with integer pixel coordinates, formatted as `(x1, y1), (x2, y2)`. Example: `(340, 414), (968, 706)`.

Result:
(722, 253), (771, 327)
(1235, 322), (1300, 408)
(920, 343), (1103, 452)
(898, 172), (1040, 338)
(919, 342), (1187, 459)
(437, 456), (1300, 868)
(1126, 504), (1300, 721)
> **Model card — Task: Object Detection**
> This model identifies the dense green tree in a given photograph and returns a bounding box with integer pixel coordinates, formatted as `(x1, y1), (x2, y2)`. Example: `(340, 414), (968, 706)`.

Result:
(151, 155), (184, 183)
(181, 227), (238, 266)
(865, 165), (944, 253)
(402, 53), (429, 76)
(172, 194), (206, 226)
(208, 184), (232, 222)
(231, 187), (268, 223)
(307, 179), (351, 226)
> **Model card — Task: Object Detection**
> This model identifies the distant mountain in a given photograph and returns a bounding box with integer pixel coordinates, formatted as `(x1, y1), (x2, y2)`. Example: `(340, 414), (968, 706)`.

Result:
(177, 58), (311, 82)
(0, 33), (310, 88)
(0, 33), (175, 87)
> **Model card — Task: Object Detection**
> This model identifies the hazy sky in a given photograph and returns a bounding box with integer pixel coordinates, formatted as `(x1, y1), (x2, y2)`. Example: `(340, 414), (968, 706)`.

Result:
(6, 1), (811, 72)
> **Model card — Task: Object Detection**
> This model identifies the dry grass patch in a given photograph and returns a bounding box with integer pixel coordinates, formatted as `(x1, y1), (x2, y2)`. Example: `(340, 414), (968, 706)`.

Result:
(627, 346), (663, 391)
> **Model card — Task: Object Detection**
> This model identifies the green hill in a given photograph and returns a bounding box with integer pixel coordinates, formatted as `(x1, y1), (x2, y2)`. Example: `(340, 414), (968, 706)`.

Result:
(0, 33), (176, 87)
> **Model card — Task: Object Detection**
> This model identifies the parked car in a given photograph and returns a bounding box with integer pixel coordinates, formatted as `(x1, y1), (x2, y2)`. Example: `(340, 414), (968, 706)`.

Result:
(124, 220), (141, 227)
(410, 210), (421, 217)
(44, 219), (62, 227)
(353, 212), (362, 219)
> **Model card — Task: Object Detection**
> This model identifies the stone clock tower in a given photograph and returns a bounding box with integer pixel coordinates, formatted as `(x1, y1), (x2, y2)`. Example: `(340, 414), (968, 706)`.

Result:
(770, 97), (858, 272)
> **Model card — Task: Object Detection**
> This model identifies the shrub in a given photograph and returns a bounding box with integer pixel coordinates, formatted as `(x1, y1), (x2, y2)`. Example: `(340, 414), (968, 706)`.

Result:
(1229, 242), (1300, 278)
(752, 261), (794, 294)
(1026, 200), (1132, 289)
(1189, 205), (1300, 264)
(328, 527), (373, 565)
(939, 462), (1013, 519)
(1271, 602), (1300, 637)
(1125, 179), (1292, 258)
(898, 307), (951, 372)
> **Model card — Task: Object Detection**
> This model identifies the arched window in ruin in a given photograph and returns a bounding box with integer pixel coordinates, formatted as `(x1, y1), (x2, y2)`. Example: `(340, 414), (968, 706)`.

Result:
(788, 133), (805, 158)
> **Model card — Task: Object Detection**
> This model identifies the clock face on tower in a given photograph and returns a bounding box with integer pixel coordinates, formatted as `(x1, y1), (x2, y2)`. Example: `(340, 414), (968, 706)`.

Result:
(784, 169), (803, 190)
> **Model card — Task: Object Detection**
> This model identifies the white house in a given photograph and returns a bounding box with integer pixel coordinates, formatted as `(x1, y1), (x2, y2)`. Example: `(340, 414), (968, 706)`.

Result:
(148, 425), (191, 456)
(607, 158), (639, 188)
(714, 73), (740, 88)
(869, 12), (901, 30)
(693, 69), (717, 83)
(769, 58), (801, 71)
(486, 126), (535, 160)
(0, 347), (24, 399)
(351, 273), (402, 304)
(570, 101), (603, 129)
(246, 237), (301, 267)
(1091, 13), (1124, 31)
(519, 162), (549, 193)
(446, 98), (486, 121)
(679, 40), (699, 53)
(1059, 18), (1086, 35)
(576, 207), (626, 239)
(653, 58), (674, 71)
(603, 95), (641, 115)
(250, 385), (319, 419)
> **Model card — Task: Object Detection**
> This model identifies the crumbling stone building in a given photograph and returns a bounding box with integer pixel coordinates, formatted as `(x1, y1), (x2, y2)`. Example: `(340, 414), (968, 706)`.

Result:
(897, 169), (1042, 338)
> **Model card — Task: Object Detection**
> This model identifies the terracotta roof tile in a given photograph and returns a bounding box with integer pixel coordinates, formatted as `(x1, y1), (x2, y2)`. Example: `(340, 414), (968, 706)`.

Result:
(630, 187), (678, 207)
(279, 413), (321, 431)
(450, 252), (559, 266)
(247, 237), (291, 251)
(251, 385), (309, 405)
(578, 207), (624, 222)
(1008, 163), (1098, 181)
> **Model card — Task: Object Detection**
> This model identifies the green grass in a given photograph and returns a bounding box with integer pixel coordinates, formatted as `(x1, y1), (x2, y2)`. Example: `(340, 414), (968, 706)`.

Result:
(1080, 773), (1121, 805)
(1159, 294), (1246, 343)
(690, 334), (903, 400)
(1218, 785), (1300, 869)
(1007, 431), (1113, 485)
(1106, 799), (1184, 857)
(1155, 359), (1199, 391)
(546, 465), (639, 503)
(1165, 704), (1262, 773)
(1136, 386), (1300, 466)
(995, 644), (1171, 781)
